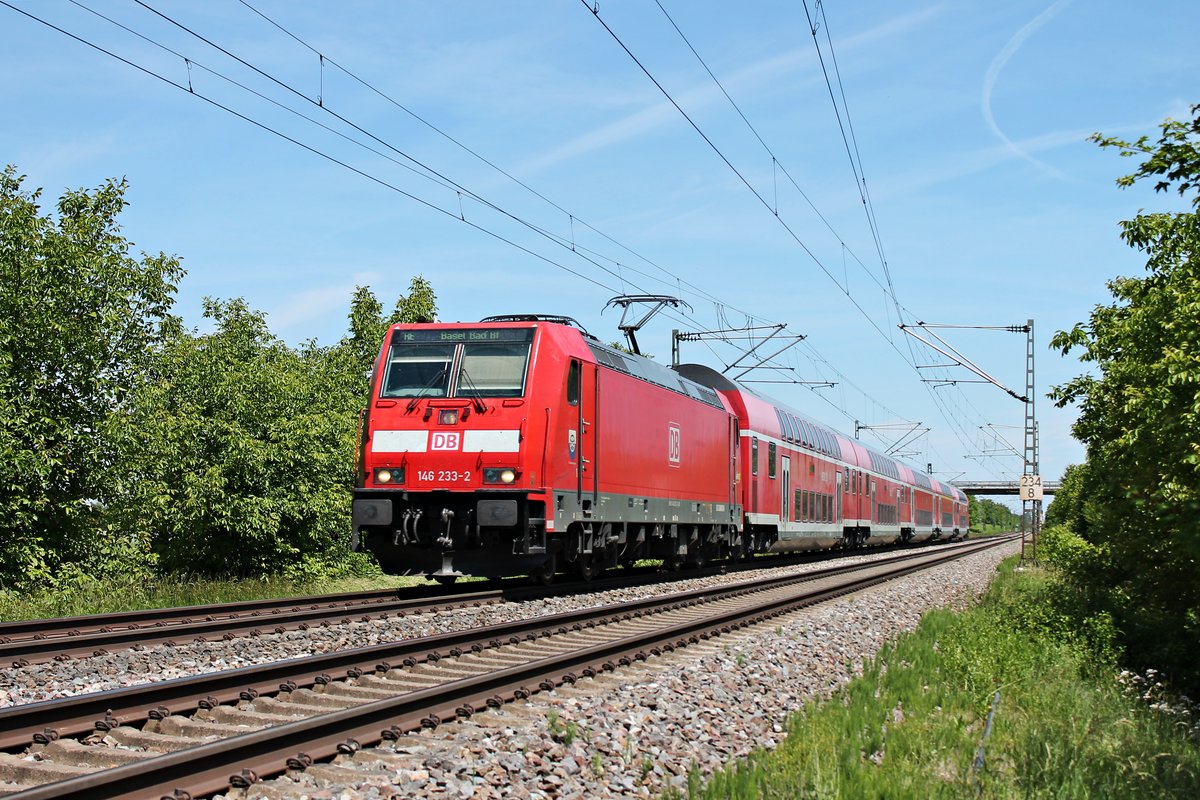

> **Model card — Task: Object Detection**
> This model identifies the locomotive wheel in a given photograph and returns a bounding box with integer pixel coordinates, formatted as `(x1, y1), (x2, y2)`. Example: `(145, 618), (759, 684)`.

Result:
(530, 556), (557, 586)
(432, 575), (459, 587)
(666, 555), (685, 572)
(575, 555), (597, 581)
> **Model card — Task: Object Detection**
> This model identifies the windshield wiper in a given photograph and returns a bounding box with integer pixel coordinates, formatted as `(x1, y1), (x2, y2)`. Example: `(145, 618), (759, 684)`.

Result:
(405, 365), (449, 411)
(456, 366), (488, 413)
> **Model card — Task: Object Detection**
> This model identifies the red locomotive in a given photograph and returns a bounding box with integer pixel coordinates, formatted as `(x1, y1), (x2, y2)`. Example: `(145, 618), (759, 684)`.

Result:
(352, 316), (968, 582)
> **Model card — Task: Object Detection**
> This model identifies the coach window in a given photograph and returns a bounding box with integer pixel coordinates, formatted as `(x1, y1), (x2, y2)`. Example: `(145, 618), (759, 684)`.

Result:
(566, 361), (580, 405)
(768, 442), (777, 478)
(751, 437), (759, 475)
(784, 412), (795, 443)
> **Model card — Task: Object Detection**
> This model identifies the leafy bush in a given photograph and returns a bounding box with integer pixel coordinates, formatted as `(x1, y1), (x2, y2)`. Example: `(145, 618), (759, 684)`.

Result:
(2, 165), (442, 587)
(1038, 524), (1101, 573)
(0, 167), (181, 589)
(104, 299), (358, 576)
(1050, 105), (1200, 695)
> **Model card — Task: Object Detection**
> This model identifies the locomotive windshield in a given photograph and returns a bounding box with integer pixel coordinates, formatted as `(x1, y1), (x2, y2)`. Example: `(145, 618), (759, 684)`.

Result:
(380, 327), (534, 399)
(380, 343), (454, 397)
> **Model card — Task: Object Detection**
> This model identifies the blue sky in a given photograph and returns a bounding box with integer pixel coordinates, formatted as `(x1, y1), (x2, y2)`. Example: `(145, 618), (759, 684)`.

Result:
(2, 0), (1197, 499)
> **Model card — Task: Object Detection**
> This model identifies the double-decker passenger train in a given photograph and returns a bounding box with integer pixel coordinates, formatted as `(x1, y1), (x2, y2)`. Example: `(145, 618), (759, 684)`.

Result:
(351, 315), (968, 582)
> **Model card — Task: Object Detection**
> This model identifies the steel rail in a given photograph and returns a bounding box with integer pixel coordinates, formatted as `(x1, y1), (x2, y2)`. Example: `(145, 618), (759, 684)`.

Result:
(3, 539), (1008, 799)
(0, 588), (409, 641)
(1, 548), (832, 644)
(0, 538), (968, 666)
(0, 567), (687, 666)
(0, 538), (1004, 752)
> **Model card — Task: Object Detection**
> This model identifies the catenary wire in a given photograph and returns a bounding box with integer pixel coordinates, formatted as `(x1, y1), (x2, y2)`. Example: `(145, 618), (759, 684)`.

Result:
(4, 1), (995, 476)
(591, 2), (1004, 474)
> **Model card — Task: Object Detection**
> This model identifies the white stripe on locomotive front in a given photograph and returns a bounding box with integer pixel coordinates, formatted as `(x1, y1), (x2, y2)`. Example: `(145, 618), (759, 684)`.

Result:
(373, 430), (429, 453)
(371, 429), (522, 454)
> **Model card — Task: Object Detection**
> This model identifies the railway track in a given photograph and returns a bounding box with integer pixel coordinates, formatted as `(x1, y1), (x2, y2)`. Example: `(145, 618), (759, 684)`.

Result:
(0, 539), (963, 667)
(0, 536), (1008, 799)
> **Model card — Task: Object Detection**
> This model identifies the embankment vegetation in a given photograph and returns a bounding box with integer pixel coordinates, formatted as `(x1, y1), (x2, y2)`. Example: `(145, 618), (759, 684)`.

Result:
(0, 164), (437, 605)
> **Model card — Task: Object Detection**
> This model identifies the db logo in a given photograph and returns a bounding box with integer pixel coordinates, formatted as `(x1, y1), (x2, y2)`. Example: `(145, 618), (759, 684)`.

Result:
(668, 424), (681, 466)
(430, 432), (461, 451)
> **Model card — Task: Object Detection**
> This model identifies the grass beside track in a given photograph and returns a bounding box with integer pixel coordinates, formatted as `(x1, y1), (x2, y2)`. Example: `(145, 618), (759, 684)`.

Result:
(0, 572), (437, 622)
(685, 557), (1200, 799)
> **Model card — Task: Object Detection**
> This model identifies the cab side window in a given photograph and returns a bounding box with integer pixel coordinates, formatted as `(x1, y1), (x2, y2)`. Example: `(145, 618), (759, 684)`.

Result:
(567, 361), (580, 406)
(751, 437), (759, 476)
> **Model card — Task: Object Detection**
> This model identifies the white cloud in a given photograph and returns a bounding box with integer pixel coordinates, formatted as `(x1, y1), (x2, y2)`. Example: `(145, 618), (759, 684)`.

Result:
(981, 0), (1073, 179)
(264, 273), (381, 335)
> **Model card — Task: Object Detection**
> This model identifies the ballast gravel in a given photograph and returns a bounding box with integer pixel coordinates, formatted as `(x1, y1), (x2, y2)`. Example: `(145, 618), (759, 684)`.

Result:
(222, 541), (1016, 800)
(1, 543), (1002, 708)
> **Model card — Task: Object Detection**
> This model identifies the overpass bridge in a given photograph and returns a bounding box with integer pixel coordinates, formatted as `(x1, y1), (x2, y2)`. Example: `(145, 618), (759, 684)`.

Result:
(953, 480), (1061, 496)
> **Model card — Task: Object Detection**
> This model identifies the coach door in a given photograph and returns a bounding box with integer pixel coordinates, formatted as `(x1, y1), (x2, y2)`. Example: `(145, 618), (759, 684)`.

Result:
(835, 470), (843, 522)
(780, 456), (791, 525)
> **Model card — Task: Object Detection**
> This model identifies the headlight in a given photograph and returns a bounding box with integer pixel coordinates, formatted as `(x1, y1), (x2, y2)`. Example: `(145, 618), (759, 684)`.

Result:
(483, 468), (518, 485)
(373, 467), (405, 485)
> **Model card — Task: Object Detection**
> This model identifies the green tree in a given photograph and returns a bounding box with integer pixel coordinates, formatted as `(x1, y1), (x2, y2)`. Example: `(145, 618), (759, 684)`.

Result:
(112, 278), (441, 578)
(109, 299), (360, 576)
(339, 275), (437, 382)
(389, 275), (438, 326)
(344, 285), (387, 377)
(968, 496), (1019, 532)
(1049, 104), (1200, 692)
(1043, 463), (1094, 535)
(0, 167), (182, 588)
